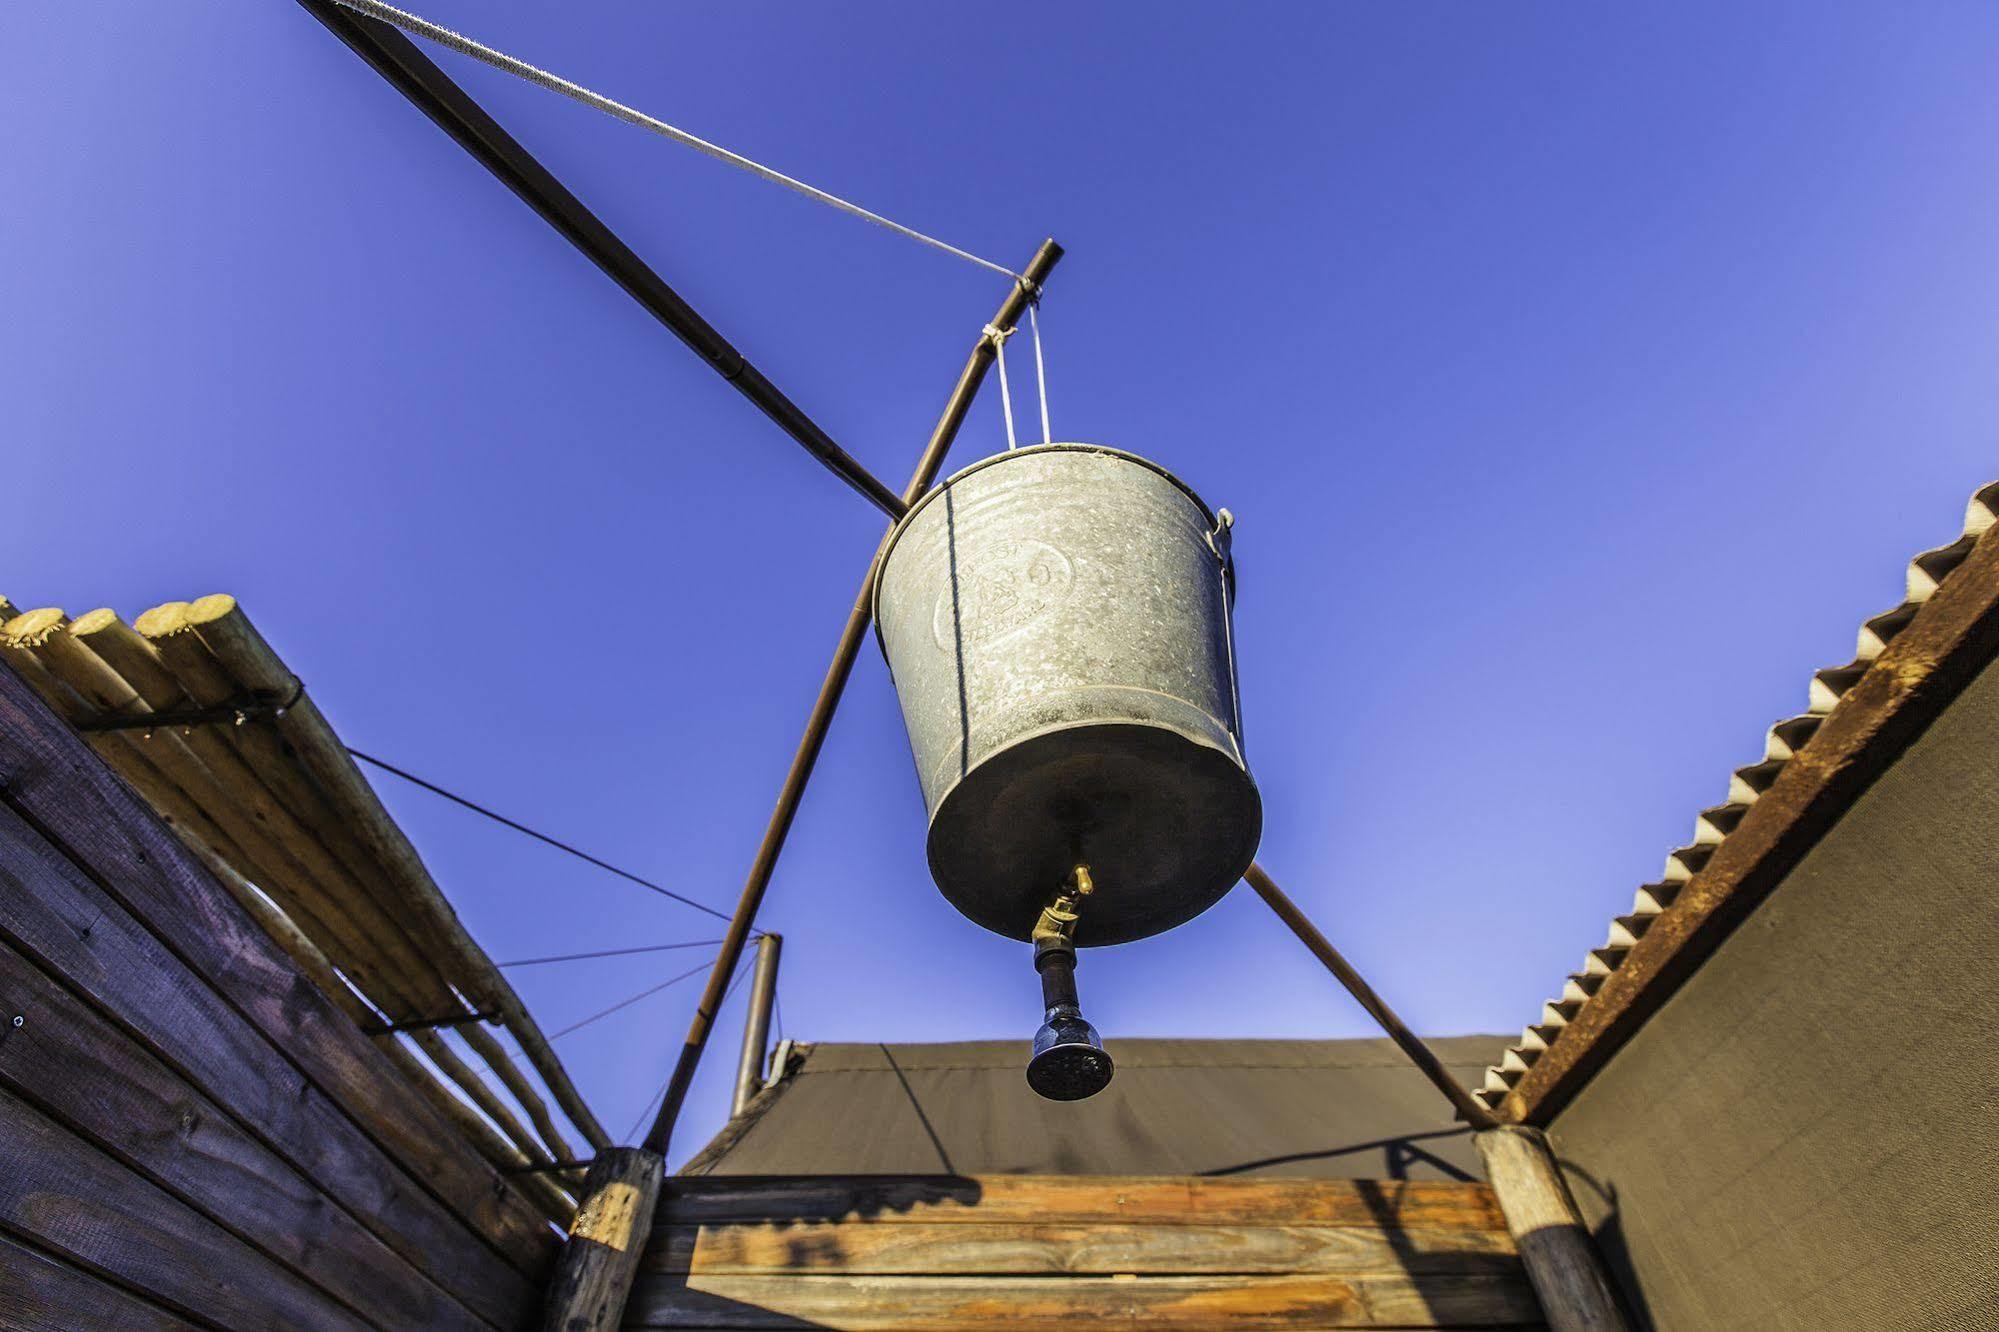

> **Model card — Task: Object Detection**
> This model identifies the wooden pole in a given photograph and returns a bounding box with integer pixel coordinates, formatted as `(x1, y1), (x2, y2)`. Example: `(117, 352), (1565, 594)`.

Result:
(297, 0), (907, 520)
(640, 238), (1063, 1161)
(1244, 862), (1498, 1129)
(181, 595), (613, 1152)
(537, 238), (1062, 1332)
(539, 1148), (663, 1332)
(1474, 1125), (1631, 1331)
(730, 933), (782, 1118)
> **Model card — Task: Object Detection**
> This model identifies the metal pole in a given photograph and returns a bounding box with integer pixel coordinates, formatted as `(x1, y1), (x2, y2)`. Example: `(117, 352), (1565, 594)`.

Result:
(730, 933), (783, 1117)
(296, 0), (908, 519)
(1244, 862), (1497, 1129)
(642, 239), (1065, 1157)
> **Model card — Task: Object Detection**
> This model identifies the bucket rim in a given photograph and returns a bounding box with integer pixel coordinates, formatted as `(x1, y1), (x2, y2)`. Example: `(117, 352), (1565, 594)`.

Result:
(869, 443), (1219, 646)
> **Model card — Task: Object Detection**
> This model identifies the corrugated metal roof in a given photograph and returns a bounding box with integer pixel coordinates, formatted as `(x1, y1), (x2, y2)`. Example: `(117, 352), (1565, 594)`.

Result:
(1478, 480), (1999, 1110)
(685, 1036), (1507, 1181)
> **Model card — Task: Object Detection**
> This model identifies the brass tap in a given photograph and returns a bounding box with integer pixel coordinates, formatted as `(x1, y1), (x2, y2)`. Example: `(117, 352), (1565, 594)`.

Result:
(1032, 864), (1094, 950)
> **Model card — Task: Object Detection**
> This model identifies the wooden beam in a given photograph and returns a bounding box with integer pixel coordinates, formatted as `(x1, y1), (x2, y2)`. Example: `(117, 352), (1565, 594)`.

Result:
(0, 1231), (201, 1332)
(0, 665), (558, 1289)
(623, 1271), (1542, 1329)
(1474, 1127), (1628, 1331)
(0, 798), (543, 1321)
(1501, 518), (1999, 1124)
(0, 936), (490, 1330)
(294, 0), (907, 519)
(541, 1147), (664, 1332)
(0, 1087), (376, 1331)
(657, 1175), (1508, 1231)
(651, 1219), (1521, 1277)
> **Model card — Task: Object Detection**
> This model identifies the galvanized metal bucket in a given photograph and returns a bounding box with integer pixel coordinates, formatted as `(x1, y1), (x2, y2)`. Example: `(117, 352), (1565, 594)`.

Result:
(873, 444), (1260, 945)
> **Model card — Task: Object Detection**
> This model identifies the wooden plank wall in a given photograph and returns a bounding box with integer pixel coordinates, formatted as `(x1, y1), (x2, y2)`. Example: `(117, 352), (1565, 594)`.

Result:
(0, 661), (559, 1329)
(628, 1175), (1546, 1329)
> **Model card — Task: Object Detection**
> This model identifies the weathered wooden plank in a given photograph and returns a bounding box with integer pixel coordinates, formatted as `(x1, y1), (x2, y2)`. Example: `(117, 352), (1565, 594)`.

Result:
(624, 1273), (1543, 1329)
(0, 798), (539, 1326)
(660, 1176), (1507, 1231)
(0, 1231), (203, 1332)
(0, 663), (561, 1278)
(651, 1220), (1522, 1277)
(0, 933), (495, 1330)
(0, 1086), (376, 1331)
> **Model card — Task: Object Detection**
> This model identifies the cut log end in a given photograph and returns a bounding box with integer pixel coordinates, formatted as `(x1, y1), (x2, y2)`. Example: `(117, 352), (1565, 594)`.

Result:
(69, 608), (121, 637)
(2, 607), (67, 647)
(134, 600), (193, 638)
(185, 593), (239, 627)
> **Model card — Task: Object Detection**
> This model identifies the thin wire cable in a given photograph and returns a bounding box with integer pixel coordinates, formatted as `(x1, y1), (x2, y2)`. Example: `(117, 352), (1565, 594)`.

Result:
(620, 954), (757, 1143)
(347, 747), (751, 927)
(500, 939), (723, 968)
(545, 957), (717, 1043)
(329, 0), (1022, 282)
(1028, 301), (1052, 445)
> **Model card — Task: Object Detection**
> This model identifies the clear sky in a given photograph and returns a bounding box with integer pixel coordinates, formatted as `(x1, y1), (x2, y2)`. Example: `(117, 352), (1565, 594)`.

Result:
(6, 1), (1998, 1167)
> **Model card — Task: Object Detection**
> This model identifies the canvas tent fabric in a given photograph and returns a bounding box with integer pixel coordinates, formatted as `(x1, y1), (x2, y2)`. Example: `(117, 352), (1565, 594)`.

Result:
(687, 1036), (1503, 1180)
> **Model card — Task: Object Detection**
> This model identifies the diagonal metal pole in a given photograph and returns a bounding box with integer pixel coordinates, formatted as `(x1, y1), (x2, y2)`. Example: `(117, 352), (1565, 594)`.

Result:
(296, 0), (908, 518)
(1244, 861), (1497, 1129)
(642, 239), (1064, 1157)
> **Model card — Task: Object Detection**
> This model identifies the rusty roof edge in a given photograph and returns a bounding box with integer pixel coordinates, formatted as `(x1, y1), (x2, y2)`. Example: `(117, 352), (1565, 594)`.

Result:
(1484, 481), (1999, 1123)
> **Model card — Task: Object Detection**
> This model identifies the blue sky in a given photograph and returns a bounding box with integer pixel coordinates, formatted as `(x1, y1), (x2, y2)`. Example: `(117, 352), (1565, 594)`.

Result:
(6, 1), (1998, 1166)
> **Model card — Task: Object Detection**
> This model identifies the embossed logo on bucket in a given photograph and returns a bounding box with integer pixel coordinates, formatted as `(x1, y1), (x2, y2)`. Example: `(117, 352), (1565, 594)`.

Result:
(934, 538), (1074, 650)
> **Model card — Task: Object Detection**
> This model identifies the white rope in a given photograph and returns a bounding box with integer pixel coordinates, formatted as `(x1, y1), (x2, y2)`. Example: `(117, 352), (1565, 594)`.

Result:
(329, 0), (1024, 283)
(1027, 300), (1051, 445)
(985, 324), (1019, 451)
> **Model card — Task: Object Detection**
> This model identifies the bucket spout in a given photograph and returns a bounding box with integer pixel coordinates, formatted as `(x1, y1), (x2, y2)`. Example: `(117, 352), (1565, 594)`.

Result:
(1025, 869), (1114, 1101)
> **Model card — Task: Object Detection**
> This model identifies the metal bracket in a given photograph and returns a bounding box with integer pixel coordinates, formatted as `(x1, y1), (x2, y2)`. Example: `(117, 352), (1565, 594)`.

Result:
(77, 679), (306, 735)
(363, 1008), (500, 1037)
(504, 1159), (591, 1176)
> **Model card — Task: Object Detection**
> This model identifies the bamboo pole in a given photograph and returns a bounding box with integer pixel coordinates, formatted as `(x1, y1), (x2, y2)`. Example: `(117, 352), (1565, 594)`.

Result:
(70, 616), (474, 1009)
(124, 619), (585, 1189)
(640, 239), (1065, 1160)
(139, 602), (442, 916)
(180, 595), (611, 1150)
(179, 841), (574, 1217)
(37, 609), (581, 1176)
(4, 608), (579, 1217)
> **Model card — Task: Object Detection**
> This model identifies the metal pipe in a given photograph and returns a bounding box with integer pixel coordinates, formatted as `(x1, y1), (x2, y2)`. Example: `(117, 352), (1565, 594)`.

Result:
(1244, 862), (1498, 1129)
(642, 239), (1063, 1157)
(730, 933), (783, 1117)
(295, 0), (908, 519)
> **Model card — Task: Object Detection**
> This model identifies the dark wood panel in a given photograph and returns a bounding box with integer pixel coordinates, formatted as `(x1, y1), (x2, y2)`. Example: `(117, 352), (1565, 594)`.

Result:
(0, 1086), (375, 1331)
(625, 1272), (1543, 1329)
(661, 1176), (1507, 1231)
(0, 934), (493, 1330)
(0, 799), (538, 1325)
(0, 1231), (202, 1332)
(652, 1219), (1521, 1277)
(0, 666), (559, 1276)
